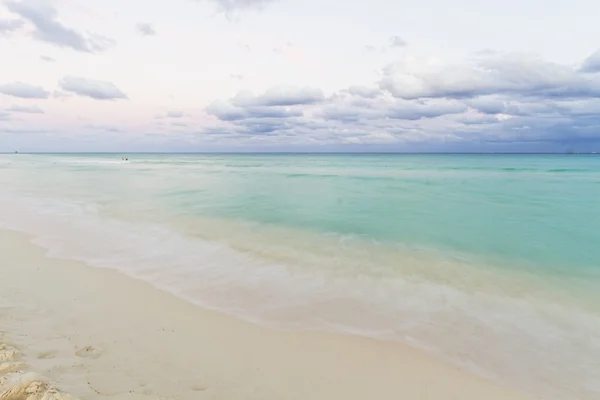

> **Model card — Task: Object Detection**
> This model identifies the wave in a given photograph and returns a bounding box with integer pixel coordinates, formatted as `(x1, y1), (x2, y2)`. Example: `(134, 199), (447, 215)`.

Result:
(0, 193), (599, 399)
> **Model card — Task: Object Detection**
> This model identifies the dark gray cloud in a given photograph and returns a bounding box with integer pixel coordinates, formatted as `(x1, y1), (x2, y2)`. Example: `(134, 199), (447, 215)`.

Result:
(59, 76), (127, 100)
(5, 0), (115, 52)
(136, 22), (156, 36)
(580, 50), (600, 73)
(7, 104), (44, 113)
(0, 18), (23, 34)
(39, 54), (55, 62)
(0, 82), (49, 99)
(380, 52), (600, 100)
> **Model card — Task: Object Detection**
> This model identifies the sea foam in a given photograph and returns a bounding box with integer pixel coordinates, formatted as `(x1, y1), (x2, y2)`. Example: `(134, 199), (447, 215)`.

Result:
(0, 193), (599, 400)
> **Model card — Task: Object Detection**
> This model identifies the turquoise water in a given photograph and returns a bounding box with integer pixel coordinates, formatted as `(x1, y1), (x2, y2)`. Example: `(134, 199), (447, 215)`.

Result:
(1, 153), (599, 399)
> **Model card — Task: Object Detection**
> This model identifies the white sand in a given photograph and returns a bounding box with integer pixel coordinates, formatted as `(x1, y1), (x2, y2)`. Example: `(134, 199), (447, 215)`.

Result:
(0, 229), (532, 399)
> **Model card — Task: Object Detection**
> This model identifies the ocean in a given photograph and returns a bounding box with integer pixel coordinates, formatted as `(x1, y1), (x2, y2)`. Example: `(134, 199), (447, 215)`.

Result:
(1, 153), (599, 399)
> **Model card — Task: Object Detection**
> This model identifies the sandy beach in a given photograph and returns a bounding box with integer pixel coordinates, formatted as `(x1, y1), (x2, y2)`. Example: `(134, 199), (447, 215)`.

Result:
(0, 228), (534, 399)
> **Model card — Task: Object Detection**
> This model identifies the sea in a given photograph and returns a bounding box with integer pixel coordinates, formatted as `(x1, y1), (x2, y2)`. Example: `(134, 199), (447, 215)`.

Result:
(1, 153), (599, 399)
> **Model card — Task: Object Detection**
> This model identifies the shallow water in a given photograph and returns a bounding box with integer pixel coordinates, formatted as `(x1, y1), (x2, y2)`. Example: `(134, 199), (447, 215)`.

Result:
(1, 153), (599, 399)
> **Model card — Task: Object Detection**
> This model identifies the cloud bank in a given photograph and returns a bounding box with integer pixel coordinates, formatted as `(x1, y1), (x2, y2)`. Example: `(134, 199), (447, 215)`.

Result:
(200, 50), (600, 150)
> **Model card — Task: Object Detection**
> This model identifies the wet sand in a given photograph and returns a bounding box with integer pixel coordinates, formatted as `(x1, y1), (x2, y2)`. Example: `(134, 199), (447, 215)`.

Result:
(0, 229), (532, 399)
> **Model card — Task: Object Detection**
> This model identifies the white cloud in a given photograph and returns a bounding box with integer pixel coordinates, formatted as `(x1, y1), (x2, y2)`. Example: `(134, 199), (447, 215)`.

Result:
(7, 105), (44, 113)
(5, 0), (115, 52)
(136, 22), (156, 36)
(0, 82), (49, 99)
(0, 18), (23, 34)
(167, 111), (184, 118)
(380, 52), (600, 99)
(197, 0), (279, 14)
(389, 36), (407, 47)
(230, 86), (324, 107)
(580, 49), (600, 73)
(59, 76), (128, 100)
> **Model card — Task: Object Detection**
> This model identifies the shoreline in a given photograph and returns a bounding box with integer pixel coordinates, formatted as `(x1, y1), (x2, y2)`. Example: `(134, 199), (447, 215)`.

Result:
(0, 228), (532, 399)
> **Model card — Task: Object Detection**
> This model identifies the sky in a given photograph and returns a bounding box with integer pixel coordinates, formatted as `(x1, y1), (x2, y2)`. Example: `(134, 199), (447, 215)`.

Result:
(1, 0), (600, 152)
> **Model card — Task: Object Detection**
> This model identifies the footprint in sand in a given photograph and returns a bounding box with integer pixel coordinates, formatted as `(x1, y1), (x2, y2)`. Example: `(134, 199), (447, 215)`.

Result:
(37, 350), (58, 360)
(75, 346), (103, 360)
(190, 384), (208, 392)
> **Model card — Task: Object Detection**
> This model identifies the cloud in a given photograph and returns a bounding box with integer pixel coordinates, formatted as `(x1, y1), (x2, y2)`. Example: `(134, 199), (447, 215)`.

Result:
(0, 81), (49, 98)
(172, 122), (188, 127)
(389, 36), (407, 47)
(206, 100), (303, 121)
(86, 124), (121, 132)
(387, 99), (467, 120)
(230, 86), (324, 107)
(318, 105), (381, 123)
(580, 49), (600, 73)
(39, 54), (55, 62)
(198, 0), (278, 14)
(273, 41), (292, 54)
(465, 96), (507, 114)
(346, 86), (381, 99)
(230, 74), (244, 80)
(204, 84), (477, 142)
(0, 111), (10, 120)
(167, 111), (184, 118)
(136, 22), (156, 36)
(200, 47), (600, 150)
(59, 76), (128, 100)
(237, 42), (251, 52)
(5, 0), (115, 53)
(0, 18), (23, 34)
(380, 52), (600, 100)
(7, 104), (44, 113)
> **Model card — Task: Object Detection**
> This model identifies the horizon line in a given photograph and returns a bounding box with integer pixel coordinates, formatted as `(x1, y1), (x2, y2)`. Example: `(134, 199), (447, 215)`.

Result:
(2, 151), (599, 155)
